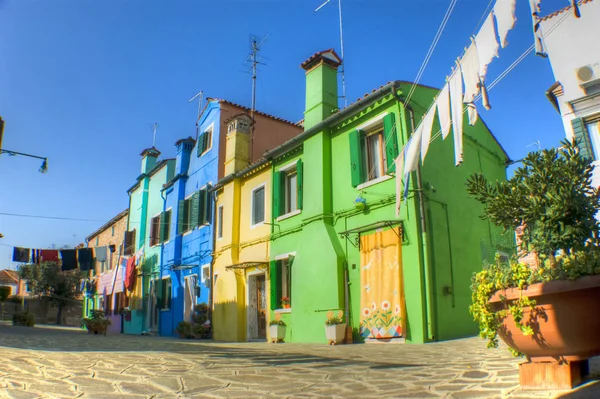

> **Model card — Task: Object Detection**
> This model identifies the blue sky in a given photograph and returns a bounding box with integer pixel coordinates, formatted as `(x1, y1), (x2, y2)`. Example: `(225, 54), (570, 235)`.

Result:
(0, 0), (569, 268)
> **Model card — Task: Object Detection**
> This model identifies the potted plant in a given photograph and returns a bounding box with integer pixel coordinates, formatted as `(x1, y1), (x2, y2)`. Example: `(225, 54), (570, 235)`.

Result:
(466, 140), (600, 389)
(281, 296), (290, 309)
(269, 316), (287, 343)
(176, 321), (193, 339)
(325, 310), (346, 345)
(191, 303), (211, 339)
(83, 310), (111, 335)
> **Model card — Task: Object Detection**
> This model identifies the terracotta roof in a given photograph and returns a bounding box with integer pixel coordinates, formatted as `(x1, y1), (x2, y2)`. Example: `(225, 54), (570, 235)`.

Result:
(206, 98), (302, 128)
(541, 0), (591, 21)
(0, 270), (19, 285)
(86, 209), (129, 242)
(300, 49), (342, 70)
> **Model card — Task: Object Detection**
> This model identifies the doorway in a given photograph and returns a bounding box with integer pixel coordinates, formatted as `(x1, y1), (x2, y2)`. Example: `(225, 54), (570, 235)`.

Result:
(184, 275), (197, 322)
(247, 272), (267, 341)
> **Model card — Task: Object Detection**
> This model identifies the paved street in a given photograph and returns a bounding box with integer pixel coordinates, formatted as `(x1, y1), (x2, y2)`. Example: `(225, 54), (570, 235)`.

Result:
(0, 324), (598, 399)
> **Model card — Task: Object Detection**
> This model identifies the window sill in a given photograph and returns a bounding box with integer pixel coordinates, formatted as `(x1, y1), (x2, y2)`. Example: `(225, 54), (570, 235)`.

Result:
(250, 221), (265, 229)
(356, 175), (393, 190)
(274, 308), (292, 314)
(182, 231), (193, 237)
(276, 209), (301, 222)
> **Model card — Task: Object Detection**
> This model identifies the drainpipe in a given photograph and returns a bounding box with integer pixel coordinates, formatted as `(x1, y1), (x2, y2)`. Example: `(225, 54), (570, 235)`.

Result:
(408, 108), (436, 342)
(208, 190), (217, 336)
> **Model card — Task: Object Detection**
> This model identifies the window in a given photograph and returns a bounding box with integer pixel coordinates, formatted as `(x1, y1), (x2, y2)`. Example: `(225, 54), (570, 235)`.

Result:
(105, 294), (113, 315)
(160, 278), (172, 310)
(114, 292), (124, 314)
(217, 205), (224, 239)
(251, 186), (265, 226)
(201, 264), (210, 283)
(270, 257), (293, 309)
(180, 196), (192, 234)
(197, 126), (213, 157)
(585, 118), (600, 160)
(150, 214), (161, 246)
(349, 113), (398, 187)
(159, 209), (171, 243)
(273, 160), (303, 218)
(111, 226), (115, 237)
(179, 188), (211, 235)
(95, 237), (99, 246)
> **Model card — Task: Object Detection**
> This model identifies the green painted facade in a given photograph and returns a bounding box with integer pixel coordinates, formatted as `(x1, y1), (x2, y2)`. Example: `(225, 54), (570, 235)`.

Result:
(124, 150), (175, 335)
(267, 52), (509, 344)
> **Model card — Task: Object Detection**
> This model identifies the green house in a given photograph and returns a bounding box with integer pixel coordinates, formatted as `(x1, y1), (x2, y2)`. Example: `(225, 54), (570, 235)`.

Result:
(266, 49), (511, 344)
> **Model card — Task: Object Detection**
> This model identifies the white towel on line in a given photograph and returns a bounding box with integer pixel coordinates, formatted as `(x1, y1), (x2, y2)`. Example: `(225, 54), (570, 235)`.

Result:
(475, 12), (500, 79)
(460, 42), (480, 126)
(449, 68), (464, 166)
(436, 83), (452, 139)
(493, 0), (517, 48)
(529, 0), (547, 57)
(420, 105), (437, 164)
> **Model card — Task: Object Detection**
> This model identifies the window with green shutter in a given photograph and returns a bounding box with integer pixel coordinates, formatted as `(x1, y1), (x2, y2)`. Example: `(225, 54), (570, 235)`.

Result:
(199, 188), (211, 225)
(349, 129), (365, 187)
(197, 133), (205, 157)
(197, 127), (213, 157)
(383, 113), (398, 172)
(159, 210), (171, 243)
(296, 159), (303, 210)
(190, 192), (200, 227)
(572, 118), (593, 160)
(270, 258), (292, 310)
(178, 199), (191, 234)
(273, 171), (282, 218)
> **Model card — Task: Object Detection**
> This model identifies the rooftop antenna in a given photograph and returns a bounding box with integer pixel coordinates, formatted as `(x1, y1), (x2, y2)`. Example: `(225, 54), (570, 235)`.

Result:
(151, 123), (158, 147)
(527, 140), (541, 151)
(315, 0), (347, 108)
(188, 90), (204, 124)
(244, 33), (269, 161)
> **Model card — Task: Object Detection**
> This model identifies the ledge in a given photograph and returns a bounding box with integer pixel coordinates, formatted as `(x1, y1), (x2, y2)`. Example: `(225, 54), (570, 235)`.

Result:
(357, 175), (393, 191)
(274, 308), (292, 314)
(276, 209), (301, 222)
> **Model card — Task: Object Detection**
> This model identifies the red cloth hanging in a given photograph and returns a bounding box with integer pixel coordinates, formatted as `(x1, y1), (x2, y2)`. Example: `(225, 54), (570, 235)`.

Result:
(39, 250), (59, 263)
(125, 256), (136, 291)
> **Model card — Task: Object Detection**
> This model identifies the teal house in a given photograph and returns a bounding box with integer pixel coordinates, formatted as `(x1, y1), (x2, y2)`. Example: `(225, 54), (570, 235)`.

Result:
(123, 147), (175, 335)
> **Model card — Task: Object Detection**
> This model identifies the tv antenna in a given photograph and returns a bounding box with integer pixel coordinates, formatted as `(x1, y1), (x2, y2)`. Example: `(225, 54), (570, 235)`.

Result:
(315, 0), (347, 108)
(189, 90), (204, 124)
(527, 141), (541, 151)
(244, 33), (269, 161)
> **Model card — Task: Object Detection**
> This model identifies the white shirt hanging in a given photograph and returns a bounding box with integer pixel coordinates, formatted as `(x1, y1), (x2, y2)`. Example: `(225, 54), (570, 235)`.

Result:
(475, 12), (500, 79)
(460, 42), (480, 126)
(449, 68), (464, 166)
(420, 105), (437, 164)
(436, 83), (452, 139)
(404, 128), (423, 175)
(493, 0), (517, 48)
(529, 0), (547, 57)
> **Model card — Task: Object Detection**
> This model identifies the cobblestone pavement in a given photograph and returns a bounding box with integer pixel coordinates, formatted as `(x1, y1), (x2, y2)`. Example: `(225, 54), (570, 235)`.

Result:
(0, 324), (598, 399)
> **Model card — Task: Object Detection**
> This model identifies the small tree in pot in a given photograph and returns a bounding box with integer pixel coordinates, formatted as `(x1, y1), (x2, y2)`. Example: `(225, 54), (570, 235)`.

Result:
(467, 140), (600, 389)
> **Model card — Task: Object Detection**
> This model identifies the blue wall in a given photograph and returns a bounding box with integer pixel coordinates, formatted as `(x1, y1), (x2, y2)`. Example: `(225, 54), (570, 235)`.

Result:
(159, 102), (219, 336)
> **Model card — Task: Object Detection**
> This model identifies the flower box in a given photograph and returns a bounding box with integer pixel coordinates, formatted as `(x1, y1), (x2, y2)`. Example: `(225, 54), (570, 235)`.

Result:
(325, 324), (346, 345)
(270, 324), (286, 343)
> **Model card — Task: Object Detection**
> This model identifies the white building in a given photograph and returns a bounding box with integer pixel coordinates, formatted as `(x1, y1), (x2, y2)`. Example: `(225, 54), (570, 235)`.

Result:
(542, 0), (600, 186)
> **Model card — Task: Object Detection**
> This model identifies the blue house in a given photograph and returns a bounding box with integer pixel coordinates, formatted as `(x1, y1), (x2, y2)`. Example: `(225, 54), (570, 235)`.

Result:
(159, 99), (302, 337)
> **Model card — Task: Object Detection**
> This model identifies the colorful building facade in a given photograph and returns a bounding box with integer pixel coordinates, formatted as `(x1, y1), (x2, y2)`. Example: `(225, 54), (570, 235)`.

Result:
(159, 100), (302, 337)
(84, 208), (128, 334)
(124, 148), (175, 335)
(212, 49), (509, 344)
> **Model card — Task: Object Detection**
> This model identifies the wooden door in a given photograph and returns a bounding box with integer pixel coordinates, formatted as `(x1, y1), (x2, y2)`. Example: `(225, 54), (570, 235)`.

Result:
(256, 275), (267, 339)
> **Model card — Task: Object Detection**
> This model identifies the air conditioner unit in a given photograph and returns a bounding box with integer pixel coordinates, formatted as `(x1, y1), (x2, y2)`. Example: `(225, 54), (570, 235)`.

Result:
(576, 63), (600, 88)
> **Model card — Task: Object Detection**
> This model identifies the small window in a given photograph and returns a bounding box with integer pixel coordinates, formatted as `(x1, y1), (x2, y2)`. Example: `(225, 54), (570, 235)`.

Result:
(201, 265), (210, 282)
(251, 186), (265, 226)
(217, 205), (224, 239)
(150, 214), (161, 246)
(111, 226), (115, 237)
(284, 170), (298, 215)
(95, 237), (99, 246)
(363, 127), (386, 181)
(273, 258), (292, 309)
(197, 126), (213, 157)
(161, 278), (172, 310)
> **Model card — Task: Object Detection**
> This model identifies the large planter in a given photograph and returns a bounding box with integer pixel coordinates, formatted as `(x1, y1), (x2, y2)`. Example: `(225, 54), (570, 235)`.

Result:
(270, 325), (286, 343)
(325, 324), (346, 345)
(488, 274), (600, 362)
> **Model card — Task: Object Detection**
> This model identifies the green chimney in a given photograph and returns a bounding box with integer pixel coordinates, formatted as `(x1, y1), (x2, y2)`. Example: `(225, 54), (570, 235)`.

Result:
(301, 49), (342, 130)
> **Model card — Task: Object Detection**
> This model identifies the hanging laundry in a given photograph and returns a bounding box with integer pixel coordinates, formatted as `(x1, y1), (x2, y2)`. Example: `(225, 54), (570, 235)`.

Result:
(420, 106), (437, 164)
(475, 12), (500, 110)
(405, 127), (423, 176)
(78, 248), (94, 271)
(529, 0), (547, 57)
(395, 149), (406, 217)
(12, 247), (30, 263)
(39, 249), (59, 263)
(135, 247), (144, 266)
(31, 249), (37, 264)
(436, 83), (452, 139)
(460, 42), (481, 126)
(60, 250), (77, 271)
(125, 256), (136, 291)
(571, 0), (581, 18)
(493, 0), (517, 48)
(449, 68), (464, 166)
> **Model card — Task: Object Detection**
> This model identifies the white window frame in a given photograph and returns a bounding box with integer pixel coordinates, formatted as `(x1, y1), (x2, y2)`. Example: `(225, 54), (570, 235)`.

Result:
(182, 192), (195, 236)
(277, 161), (300, 219)
(584, 115), (600, 162)
(274, 252), (295, 311)
(201, 264), (211, 283)
(363, 124), (387, 183)
(161, 276), (172, 311)
(217, 205), (224, 240)
(199, 123), (214, 157)
(250, 183), (267, 228)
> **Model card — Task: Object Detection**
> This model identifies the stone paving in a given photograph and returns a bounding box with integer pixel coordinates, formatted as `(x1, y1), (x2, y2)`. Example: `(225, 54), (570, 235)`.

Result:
(0, 324), (598, 399)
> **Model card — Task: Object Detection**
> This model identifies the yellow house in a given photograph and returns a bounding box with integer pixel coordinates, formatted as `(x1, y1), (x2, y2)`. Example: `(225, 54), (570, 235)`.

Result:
(212, 114), (273, 341)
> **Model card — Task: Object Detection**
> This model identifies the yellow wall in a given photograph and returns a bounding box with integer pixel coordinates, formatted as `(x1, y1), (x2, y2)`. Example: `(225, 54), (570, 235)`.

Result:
(213, 165), (272, 341)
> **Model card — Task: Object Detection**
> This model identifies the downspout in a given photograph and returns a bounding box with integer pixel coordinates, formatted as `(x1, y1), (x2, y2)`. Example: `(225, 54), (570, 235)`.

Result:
(208, 190), (217, 336)
(160, 189), (172, 336)
(408, 108), (436, 342)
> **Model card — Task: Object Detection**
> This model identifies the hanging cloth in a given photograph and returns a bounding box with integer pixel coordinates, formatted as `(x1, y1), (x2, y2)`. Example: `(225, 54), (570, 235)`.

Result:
(449, 68), (464, 166)
(60, 250), (77, 271)
(493, 0), (517, 48)
(31, 249), (37, 264)
(529, 0), (547, 57)
(420, 106), (437, 164)
(475, 12), (500, 110)
(571, 0), (581, 18)
(436, 83), (452, 139)
(404, 127), (423, 176)
(39, 249), (59, 263)
(460, 42), (480, 126)
(395, 149), (407, 217)
(125, 256), (136, 291)
(12, 247), (30, 263)
(78, 248), (94, 271)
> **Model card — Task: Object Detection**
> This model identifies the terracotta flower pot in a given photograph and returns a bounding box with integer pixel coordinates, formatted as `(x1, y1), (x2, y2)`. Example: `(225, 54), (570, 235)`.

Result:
(488, 274), (600, 362)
